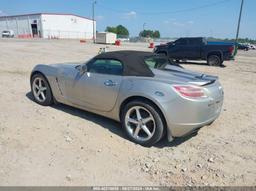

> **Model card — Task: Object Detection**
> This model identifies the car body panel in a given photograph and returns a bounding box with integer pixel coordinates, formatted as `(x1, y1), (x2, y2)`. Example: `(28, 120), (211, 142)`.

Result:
(31, 52), (224, 141)
(64, 72), (122, 112)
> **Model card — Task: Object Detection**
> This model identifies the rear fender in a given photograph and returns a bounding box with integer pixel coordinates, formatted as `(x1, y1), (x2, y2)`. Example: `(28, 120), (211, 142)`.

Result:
(207, 51), (223, 61)
(113, 78), (177, 140)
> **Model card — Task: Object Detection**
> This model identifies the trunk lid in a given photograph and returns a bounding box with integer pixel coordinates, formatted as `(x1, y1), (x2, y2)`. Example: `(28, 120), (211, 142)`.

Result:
(153, 65), (218, 86)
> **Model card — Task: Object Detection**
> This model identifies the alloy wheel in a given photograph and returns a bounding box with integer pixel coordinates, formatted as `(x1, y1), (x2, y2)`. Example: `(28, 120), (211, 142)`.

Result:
(32, 77), (47, 102)
(125, 106), (156, 142)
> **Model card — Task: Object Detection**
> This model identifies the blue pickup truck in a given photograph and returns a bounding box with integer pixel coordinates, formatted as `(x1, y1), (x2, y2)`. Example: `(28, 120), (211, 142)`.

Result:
(154, 37), (236, 66)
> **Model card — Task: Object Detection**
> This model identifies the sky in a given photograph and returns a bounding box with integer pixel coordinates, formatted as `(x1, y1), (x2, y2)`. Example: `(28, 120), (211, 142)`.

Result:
(0, 0), (255, 39)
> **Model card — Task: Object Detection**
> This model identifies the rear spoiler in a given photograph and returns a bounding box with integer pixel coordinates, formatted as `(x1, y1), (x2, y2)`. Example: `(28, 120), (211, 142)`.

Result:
(195, 74), (217, 86)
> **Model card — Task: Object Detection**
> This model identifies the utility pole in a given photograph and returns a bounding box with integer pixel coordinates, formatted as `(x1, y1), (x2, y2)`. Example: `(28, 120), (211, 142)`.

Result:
(5, 16), (9, 30)
(92, 0), (96, 43)
(235, 0), (244, 53)
(143, 23), (146, 31)
(140, 23), (146, 39)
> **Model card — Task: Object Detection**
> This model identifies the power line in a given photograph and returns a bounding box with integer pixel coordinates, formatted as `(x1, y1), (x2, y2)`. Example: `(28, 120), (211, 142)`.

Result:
(139, 0), (231, 15)
(97, 0), (231, 15)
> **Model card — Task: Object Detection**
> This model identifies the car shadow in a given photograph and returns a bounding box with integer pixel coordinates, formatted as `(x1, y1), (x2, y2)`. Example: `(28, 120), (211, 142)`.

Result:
(26, 92), (125, 138)
(179, 61), (226, 68)
(26, 91), (196, 148)
(154, 132), (198, 148)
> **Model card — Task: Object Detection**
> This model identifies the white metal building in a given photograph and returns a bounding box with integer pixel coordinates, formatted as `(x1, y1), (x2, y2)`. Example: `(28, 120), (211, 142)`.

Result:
(0, 13), (96, 39)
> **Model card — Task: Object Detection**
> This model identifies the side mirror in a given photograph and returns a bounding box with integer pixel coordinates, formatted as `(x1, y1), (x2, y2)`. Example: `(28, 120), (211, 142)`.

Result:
(168, 43), (175, 47)
(76, 65), (87, 75)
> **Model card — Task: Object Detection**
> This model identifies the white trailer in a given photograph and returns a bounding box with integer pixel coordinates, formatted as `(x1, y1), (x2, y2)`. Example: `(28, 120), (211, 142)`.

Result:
(96, 32), (117, 44)
(0, 13), (96, 39)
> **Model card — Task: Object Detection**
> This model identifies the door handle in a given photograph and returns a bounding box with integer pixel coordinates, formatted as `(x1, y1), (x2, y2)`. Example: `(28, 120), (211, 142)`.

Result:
(104, 80), (117, 86)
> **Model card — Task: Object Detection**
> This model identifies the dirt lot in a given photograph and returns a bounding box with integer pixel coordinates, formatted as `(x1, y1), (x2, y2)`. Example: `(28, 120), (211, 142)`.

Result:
(0, 39), (255, 186)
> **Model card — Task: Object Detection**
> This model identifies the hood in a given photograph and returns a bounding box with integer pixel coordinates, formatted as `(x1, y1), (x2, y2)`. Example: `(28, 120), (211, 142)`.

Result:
(155, 43), (169, 49)
(152, 65), (218, 86)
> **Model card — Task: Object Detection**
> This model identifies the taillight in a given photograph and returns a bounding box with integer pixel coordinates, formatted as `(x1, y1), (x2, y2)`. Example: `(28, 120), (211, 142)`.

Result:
(228, 46), (234, 55)
(173, 85), (207, 99)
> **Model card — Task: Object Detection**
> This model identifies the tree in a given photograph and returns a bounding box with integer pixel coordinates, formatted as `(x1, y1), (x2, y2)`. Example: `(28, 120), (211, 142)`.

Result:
(153, 30), (160, 38)
(116, 25), (129, 36)
(105, 26), (117, 34)
(139, 30), (152, 38)
(206, 37), (256, 44)
(139, 30), (161, 38)
(105, 25), (129, 36)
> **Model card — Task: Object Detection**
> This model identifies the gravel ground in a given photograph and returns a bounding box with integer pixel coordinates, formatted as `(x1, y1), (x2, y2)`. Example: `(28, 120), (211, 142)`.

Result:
(0, 39), (255, 186)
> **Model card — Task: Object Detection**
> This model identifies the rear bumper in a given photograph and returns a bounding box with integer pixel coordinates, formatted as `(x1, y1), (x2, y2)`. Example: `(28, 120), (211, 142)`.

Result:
(223, 53), (235, 61)
(167, 111), (221, 140)
(163, 83), (224, 140)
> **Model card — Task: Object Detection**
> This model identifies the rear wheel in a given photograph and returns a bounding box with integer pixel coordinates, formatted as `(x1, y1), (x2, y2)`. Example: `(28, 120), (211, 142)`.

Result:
(121, 100), (164, 146)
(207, 55), (221, 66)
(31, 73), (53, 106)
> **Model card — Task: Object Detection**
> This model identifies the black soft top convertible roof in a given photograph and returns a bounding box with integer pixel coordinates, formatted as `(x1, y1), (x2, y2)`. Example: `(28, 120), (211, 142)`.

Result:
(94, 51), (155, 77)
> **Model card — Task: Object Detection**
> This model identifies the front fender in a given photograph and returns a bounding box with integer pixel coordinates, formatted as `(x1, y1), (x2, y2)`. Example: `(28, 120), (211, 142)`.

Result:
(31, 64), (59, 80)
(30, 64), (61, 100)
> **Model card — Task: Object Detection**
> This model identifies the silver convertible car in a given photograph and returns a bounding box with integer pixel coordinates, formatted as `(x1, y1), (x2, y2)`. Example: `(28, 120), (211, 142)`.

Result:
(30, 51), (224, 146)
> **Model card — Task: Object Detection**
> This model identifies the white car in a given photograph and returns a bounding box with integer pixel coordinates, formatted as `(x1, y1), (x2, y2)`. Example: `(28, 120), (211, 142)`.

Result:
(249, 44), (256, 50)
(2, 30), (14, 38)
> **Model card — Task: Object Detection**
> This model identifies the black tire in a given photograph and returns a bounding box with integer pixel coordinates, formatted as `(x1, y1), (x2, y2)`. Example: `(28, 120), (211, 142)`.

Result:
(121, 100), (164, 146)
(207, 55), (221, 66)
(31, 73), (54, 106)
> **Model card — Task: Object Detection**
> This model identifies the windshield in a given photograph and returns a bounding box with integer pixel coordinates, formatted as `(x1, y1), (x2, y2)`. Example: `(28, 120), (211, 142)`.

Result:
(144, 56), (180, 70)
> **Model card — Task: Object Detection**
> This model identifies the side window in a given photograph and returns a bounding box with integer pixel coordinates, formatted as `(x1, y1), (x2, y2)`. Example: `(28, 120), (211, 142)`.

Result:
(188, 38), (201, 45)
(144, 57), (156, 68)
(144, 57), (169, 69)
(88, 59), (123, 75)
(175, 39), (187, 45)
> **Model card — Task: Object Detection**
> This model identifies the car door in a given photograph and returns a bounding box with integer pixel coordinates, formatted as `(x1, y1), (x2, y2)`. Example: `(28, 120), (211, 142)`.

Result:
(168, 38), (188, 59)
(185, 38), (202, 59)
(65, 58), (123, 112)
